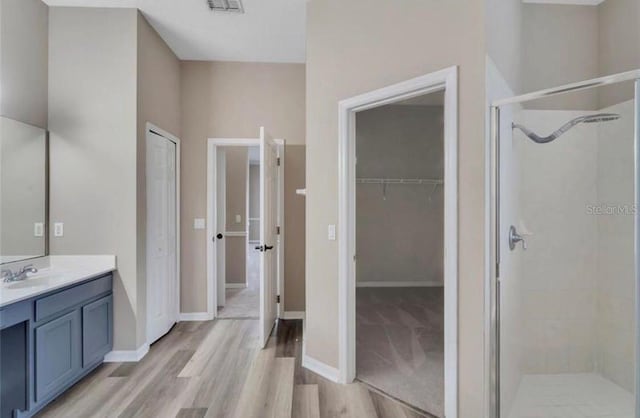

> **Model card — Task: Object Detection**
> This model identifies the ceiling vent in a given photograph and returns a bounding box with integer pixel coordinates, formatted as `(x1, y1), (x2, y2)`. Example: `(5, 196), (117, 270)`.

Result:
(207, 0), (244, 13)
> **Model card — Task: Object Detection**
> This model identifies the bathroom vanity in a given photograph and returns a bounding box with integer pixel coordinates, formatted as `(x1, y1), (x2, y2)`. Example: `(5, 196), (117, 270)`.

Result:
(0, 256), (115, 418)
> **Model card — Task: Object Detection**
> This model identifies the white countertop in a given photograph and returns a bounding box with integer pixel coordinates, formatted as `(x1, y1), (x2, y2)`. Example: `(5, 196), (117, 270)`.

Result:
(0, 255), (116, 308)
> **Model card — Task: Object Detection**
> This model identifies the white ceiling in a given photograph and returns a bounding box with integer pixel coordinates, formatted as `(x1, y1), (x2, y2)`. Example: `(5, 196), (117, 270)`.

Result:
(522, 0), (605, 5)
(42, 0), (307, 63)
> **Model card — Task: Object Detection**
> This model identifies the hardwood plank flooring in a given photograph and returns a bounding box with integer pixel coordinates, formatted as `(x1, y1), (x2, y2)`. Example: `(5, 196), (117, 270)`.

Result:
(293, 385), (320, 418)
(36, 319), (429, 418)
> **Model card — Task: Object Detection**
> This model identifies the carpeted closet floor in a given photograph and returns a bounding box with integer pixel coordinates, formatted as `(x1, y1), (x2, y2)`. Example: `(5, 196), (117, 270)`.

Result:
(356, 286), (444, 417)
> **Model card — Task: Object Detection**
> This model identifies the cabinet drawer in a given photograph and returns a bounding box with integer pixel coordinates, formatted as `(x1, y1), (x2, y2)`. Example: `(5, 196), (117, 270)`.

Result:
(35, 275), (112, 322)
(35, 309), (82, 402)
(82, 295), (113, 367)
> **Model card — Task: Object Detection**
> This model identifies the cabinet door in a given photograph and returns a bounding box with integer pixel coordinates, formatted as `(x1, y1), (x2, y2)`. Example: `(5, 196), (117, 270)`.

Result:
(35, 310), (81, 402)
(82, 295), (112, 367)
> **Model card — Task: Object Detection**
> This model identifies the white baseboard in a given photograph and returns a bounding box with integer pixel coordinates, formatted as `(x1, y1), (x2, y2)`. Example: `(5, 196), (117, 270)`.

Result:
(302, 354), (340, 382)
(104, 343), (149, 363)
(282, 311), (305, 320)
(356, 281), (443, 288)
(179, 312), (214, 321)
(225, 283), (247, 289)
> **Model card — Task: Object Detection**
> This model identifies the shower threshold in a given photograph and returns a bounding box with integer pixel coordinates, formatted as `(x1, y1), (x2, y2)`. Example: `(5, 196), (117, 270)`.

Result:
(508, 373), (634, 418)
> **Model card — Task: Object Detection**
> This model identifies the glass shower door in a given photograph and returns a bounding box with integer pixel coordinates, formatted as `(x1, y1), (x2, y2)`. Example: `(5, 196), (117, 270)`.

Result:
(493, 77), (640, 418)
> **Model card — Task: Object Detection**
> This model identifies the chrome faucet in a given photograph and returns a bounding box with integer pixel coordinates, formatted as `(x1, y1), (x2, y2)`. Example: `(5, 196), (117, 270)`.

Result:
(1, 265), (38, 283)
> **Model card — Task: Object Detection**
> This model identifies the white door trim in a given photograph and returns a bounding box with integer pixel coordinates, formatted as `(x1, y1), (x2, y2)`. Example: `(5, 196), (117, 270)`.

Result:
(145, 122), (181, 344)
(275, 138), (285, 318)
(337, 66), (459, 418)
(207, 138), (285, 319)
(207, 137), (261, 320)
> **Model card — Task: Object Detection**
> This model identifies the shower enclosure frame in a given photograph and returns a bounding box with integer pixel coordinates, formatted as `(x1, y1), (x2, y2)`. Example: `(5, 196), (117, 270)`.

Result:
(488, 69), (640, 418)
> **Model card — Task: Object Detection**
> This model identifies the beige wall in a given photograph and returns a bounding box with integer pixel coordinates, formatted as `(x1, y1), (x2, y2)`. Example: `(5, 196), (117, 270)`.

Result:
(224, 146), (247, 285)
(598, 0), (640, 108)
(486, 0), (523, 94)
(305, 0), (487, 414)
(136, 12), (181, 347)
(355, 105), (444, 285)
(522, 4), (600, 110)
(284, 145), (305, 312)
(180, 61), (305, 313)
(225, 147), (248, 232)
(248, 163), (260, 241)
(49, 7), (180, 351)
(0, 0), (48, 129)
(492, 0), (640, 109)
(48, 7), (139, 350)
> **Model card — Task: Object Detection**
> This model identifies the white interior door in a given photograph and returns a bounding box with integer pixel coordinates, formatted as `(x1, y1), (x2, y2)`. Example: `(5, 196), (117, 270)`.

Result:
(259, 127), (278, 347)
(215, 148), (226, 308)
(146, 130), (177, 344)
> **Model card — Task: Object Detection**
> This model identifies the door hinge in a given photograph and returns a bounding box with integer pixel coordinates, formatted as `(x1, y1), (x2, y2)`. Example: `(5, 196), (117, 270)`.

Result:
(277, 157), (281, 166)
(276, 226), (280, 235)
(276, 295), (281, 303)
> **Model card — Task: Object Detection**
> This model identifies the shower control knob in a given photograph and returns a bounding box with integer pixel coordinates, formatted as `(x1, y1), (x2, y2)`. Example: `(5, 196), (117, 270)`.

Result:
(508, 225), (527, 251)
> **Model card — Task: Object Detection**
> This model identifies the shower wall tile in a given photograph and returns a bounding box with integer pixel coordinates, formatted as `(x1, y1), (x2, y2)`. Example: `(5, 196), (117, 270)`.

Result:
(596, 99), (636, 393)
(518, 110), (599, 375)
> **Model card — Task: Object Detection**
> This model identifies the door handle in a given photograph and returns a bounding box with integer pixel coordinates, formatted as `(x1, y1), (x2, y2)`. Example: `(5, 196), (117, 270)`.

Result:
(509, 225), (527, 251)
(254, 245), (274, 252)
(216, 233), (223, 239)
(265, 245), (274, 251)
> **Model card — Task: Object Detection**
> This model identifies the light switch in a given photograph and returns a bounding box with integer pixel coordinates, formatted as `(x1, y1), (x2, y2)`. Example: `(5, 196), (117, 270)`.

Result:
(194, 218), (205, 230)
(34, 222), (44, 237)
(328, 224), (336, 241)
(235, 214), (242, 224)
(54, 222), (64, 237)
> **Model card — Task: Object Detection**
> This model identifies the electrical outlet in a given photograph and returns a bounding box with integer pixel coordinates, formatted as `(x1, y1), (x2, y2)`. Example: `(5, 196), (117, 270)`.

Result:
(34, 223), (44, 237)
(235, 214), (242, 223)
(54, 222), (64, 237)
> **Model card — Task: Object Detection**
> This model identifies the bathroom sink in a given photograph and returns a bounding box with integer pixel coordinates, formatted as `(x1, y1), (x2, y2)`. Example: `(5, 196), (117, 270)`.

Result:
(5, 276), (54, 289)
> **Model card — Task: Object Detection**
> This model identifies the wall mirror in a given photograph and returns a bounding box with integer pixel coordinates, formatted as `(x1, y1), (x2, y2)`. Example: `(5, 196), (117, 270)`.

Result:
(0, 116), (48, 264)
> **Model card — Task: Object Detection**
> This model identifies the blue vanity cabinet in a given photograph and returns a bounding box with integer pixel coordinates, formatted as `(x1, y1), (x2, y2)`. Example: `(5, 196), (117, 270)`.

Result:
(0, 273), (113, 418)
(82, 295), (113, 367)
(34, 309), (82, 402)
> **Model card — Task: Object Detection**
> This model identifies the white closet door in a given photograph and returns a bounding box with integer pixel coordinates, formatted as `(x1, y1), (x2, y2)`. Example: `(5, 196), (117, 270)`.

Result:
(259, 127), (278, 347)
(147, 131), (177, 345)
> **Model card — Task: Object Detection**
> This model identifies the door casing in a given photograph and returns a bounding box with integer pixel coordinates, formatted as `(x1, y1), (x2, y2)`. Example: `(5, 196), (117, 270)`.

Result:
(334, 66), (459, 418)
(206, 135), (286, 330)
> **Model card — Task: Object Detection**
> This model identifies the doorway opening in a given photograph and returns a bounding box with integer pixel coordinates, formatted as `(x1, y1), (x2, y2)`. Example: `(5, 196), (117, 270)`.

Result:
(145, 123), (180, 346)
(355, 90), (445, 416)
(207, 129), (285, 347)
(338, 67), (458, 418)
(216, 145), (261, 319)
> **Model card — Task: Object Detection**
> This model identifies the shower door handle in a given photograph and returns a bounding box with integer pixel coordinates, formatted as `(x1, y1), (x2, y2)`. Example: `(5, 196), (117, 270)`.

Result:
(509, 225), (527, 251)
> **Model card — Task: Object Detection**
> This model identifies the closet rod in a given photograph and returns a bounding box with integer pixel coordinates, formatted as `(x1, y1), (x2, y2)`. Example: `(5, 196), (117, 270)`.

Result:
(356, 178), (443, 185)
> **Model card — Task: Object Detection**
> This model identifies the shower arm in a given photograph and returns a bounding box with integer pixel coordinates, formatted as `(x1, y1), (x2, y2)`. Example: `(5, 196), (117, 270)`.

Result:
(512, 117), (588, 144)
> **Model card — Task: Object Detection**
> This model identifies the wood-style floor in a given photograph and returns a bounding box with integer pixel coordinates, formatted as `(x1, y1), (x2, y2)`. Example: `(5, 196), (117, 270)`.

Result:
(36, 318), (429, 418)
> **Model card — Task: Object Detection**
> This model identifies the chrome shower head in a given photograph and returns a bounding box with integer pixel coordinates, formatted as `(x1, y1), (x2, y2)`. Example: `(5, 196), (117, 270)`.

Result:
(512, 113), (621, 144)
(581, 113), (621, 123)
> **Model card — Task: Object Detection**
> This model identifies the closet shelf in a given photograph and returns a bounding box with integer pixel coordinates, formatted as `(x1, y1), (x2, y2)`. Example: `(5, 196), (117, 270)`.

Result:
(356, 178), (443, 185)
